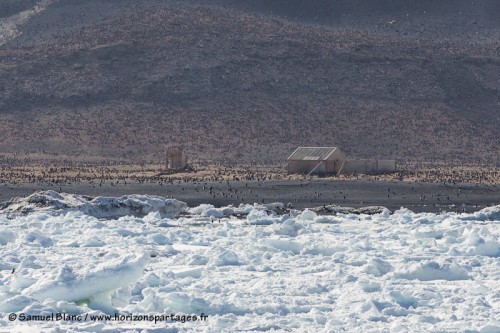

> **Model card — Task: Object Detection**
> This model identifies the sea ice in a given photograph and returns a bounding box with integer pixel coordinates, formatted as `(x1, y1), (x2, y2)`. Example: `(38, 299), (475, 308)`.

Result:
(0, 193), (498, 332)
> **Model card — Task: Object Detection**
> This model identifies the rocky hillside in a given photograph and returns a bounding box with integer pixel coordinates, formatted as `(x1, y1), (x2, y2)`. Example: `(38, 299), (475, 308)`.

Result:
(0, 0), (499, 165)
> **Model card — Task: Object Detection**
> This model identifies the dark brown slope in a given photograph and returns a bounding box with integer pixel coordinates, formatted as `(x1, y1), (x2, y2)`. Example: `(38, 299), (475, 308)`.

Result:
(186, 0), (500, 33)
(7, 0), (500, 47)
(0, 4), (499, 164)
(0, 0), (38, 19)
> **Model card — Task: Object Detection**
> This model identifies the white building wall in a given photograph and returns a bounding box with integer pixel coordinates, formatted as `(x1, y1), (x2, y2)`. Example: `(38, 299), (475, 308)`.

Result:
(343, 159), (396, 174)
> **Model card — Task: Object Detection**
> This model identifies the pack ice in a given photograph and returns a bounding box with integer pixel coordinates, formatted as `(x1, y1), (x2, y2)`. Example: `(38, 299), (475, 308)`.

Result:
(0, 190), (187, 218)
(0, 192), (499, 332)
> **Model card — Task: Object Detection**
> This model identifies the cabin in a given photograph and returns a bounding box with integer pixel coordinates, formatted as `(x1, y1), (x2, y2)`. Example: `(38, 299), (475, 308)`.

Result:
(287, 147), (346, 175)
(166, 150), (188, 170)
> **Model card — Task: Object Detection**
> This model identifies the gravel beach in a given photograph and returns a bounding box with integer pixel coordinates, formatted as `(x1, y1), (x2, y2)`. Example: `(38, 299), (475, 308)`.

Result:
(1, 179), (498, 213)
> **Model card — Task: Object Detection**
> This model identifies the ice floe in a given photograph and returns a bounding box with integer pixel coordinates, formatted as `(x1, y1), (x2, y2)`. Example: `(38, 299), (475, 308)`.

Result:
(0, 191), (187, 218)
(0, 192), (498, 332)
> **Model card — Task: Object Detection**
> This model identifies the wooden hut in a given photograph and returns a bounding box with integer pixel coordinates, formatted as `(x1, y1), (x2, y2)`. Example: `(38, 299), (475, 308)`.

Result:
(166, 150), (188, 170)
(287, 147), (346, 175)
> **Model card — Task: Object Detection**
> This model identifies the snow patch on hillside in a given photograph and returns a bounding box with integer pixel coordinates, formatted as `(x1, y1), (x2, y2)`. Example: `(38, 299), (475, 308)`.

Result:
(0, 0), (56, 46)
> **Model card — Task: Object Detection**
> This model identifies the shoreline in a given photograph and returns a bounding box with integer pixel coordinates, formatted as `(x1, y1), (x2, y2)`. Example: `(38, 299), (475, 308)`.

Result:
(1, 179), (498, 214)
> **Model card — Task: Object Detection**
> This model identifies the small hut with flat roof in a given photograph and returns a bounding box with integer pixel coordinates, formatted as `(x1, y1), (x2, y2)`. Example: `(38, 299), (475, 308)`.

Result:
(166, 149), (188, 170)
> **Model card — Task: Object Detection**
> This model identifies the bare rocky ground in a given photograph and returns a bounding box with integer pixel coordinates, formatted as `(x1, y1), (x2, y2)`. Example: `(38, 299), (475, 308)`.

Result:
(0, 160), (498, 213)
(1, 178), (498, 214)
(0, 0), (499, 165)
(0, 1), (498, 210)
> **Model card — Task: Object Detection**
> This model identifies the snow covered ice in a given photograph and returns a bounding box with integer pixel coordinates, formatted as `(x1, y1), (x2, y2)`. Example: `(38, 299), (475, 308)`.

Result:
(0, 192), (499, 332)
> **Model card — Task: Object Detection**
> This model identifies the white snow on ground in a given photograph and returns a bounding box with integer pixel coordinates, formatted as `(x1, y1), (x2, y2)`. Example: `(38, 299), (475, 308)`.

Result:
(0, 193), (499, 332)
(0, 0), (56, 46)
